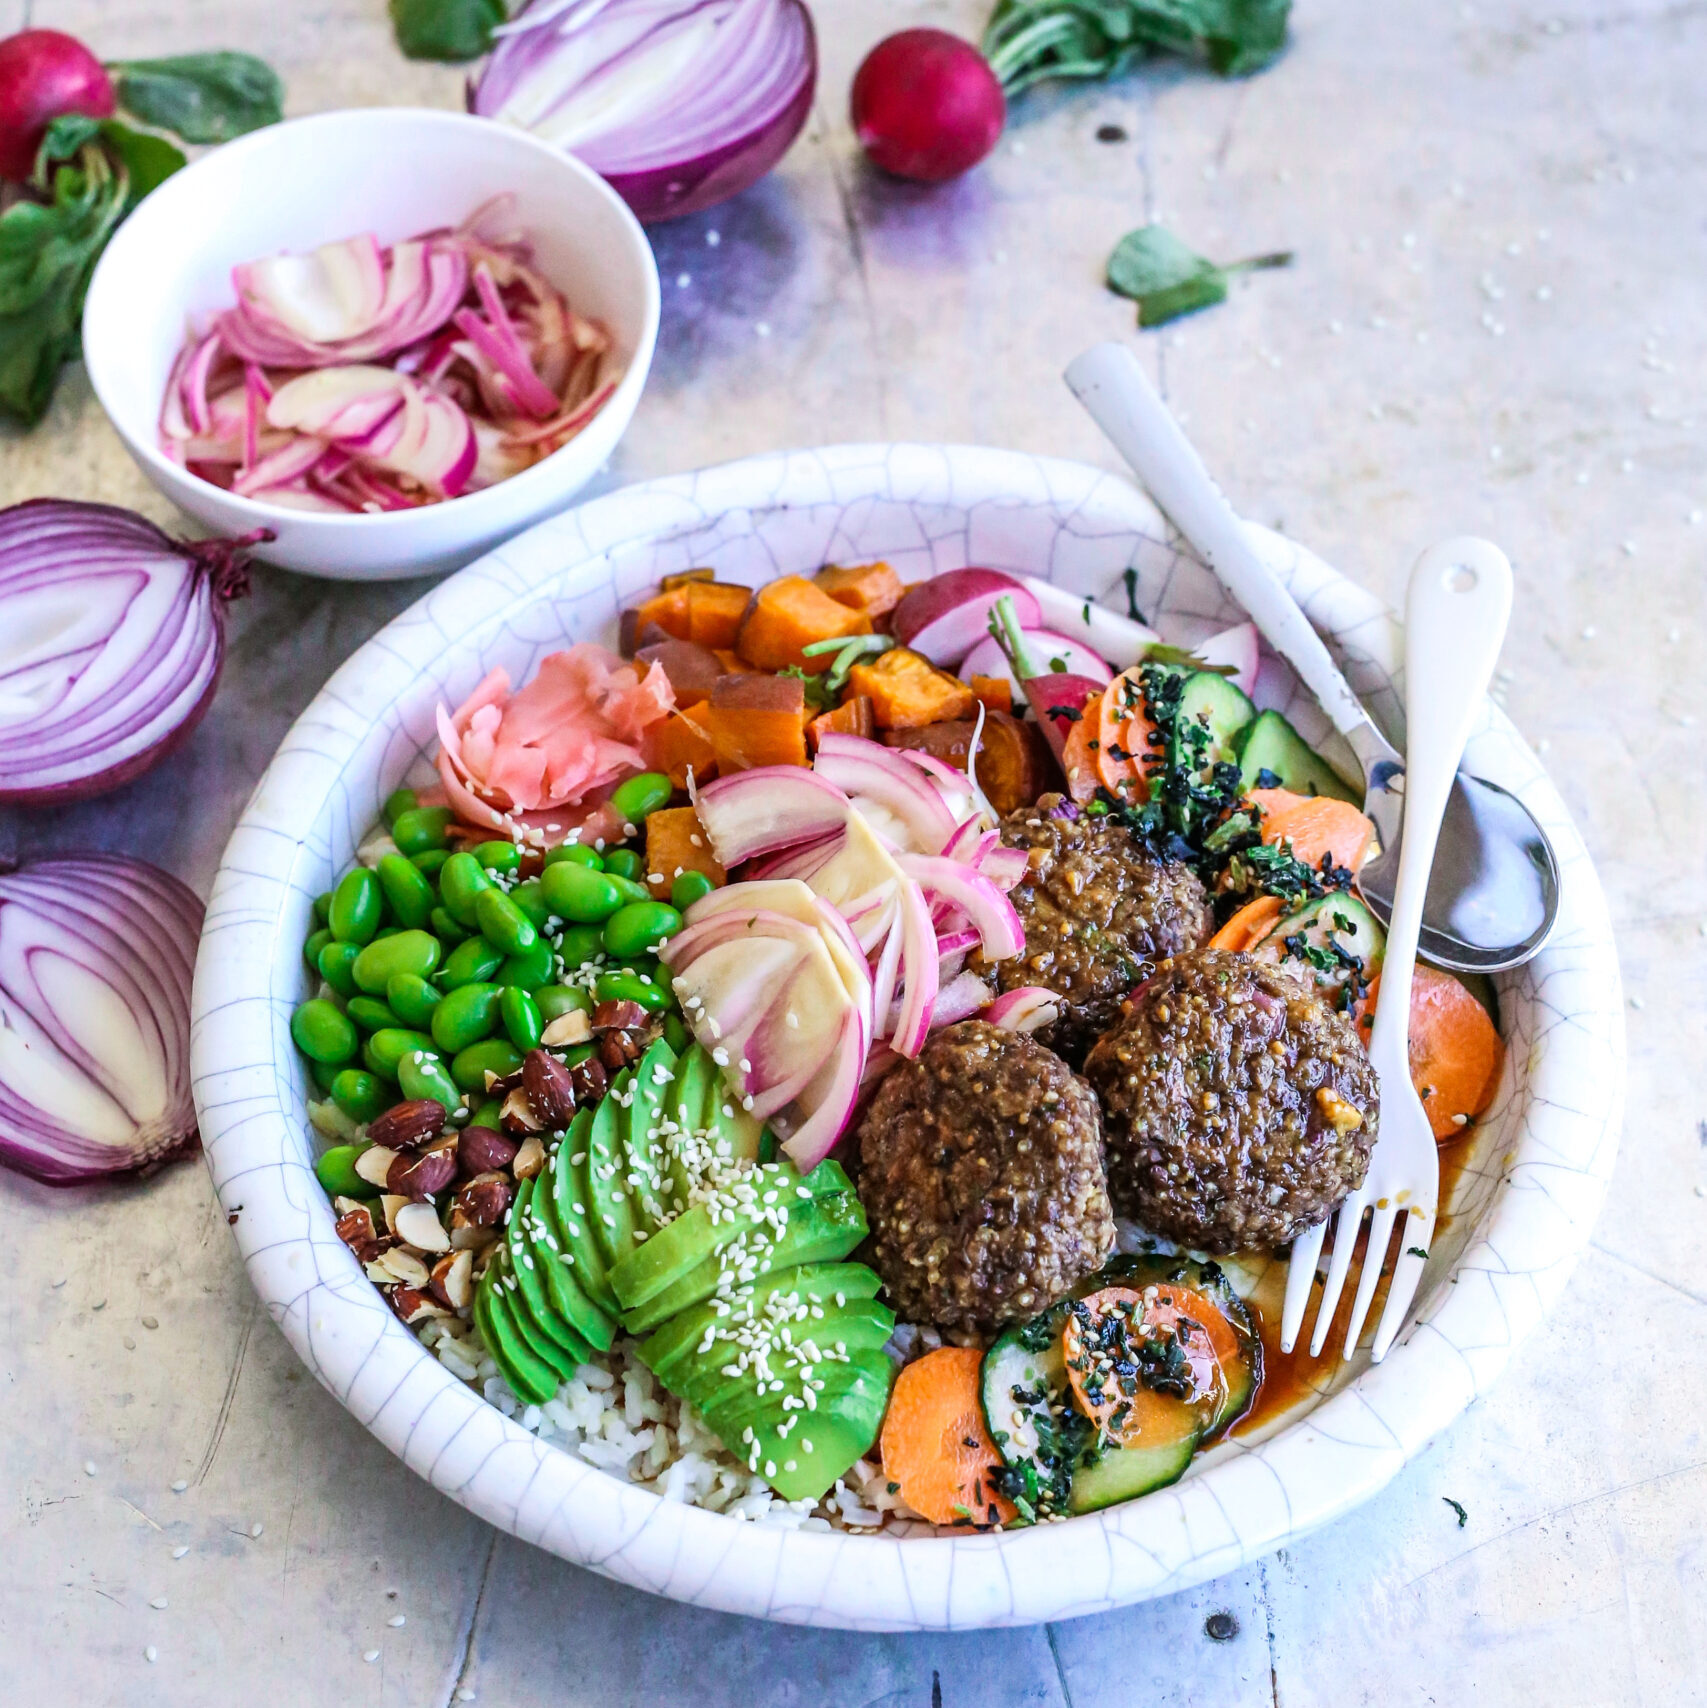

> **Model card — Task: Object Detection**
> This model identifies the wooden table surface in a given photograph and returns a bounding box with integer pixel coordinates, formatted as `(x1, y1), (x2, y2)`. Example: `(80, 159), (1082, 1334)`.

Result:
(3, 1), (1702, 1702)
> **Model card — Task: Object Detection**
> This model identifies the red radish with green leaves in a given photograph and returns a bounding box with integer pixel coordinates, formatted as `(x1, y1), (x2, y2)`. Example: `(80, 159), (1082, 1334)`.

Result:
(850, 29), (1005, 183)
(890, 568), (1039, 667)
(988, 592), (1111, 765)
(0, 29), (114, 181)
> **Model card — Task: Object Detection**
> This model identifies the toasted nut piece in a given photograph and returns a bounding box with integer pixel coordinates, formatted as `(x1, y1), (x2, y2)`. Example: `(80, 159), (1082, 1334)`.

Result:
(458, 1124), (519, 1177)
(334, 1207), (386, 1263)
(567, 1055), (607, 1105)
(522, 1049), (577, 1129)
(354, 1145), (401, 1189)
(388, 1146), (458, 1201)
(512, 1135), (547, 1181)
(371, 1245), (431, 1287)
(500, 1086), (544, 1137)
(389, 1285), (450, 1325)
(448, 1221), (499, 1253)
(591, 999), (648, 1033)
(392, 1200), (453, 1254)
(429, 1249), (474, 1311)
(540, 1008), (592, 1047)
(483, 1067), (524, 1096)
(456, 1172), (514, 1227)
(366, 1098), (447, 1149)
(380, 1192), (412, 1236)
(597, 1029), (643, 1071)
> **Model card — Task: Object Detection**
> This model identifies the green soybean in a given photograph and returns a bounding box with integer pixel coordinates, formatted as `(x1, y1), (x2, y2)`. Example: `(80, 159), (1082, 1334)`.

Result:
(495, 937), (554, 990)
(607, 872), (653, 906)
(398, 1049), (461, 1114)
(390, 805), (456, 856)
(310, 1054), (342, 1094)
(557, 923), (606, 970)
(316, 1142), (378, 1199)
(364, 1028), (440, 1080)
(384, 973), (441, 1029)
(500, 986), (543, 1052)
(411, 848), (451, 879)
(330, 1069), (390, 1125)
(603, 900), (682, 960)
(509, 877), (550, 928)
(545, 843), (603, 870)
(603, 848), (644, 882)
(559, 1041), (596, 1068)
(474, 839), (521, 875)
(312, 890), (335, 926)
(303, 926), (333, 975)
(670, 870), (716, 910)
(382, 786), (418, 827)
(439, 851), (494, 927)
(474, 886), (537, 955)
(611, 771), (673, 827)
(439, 934), (505, 989)
(662, 1013), (692, 1054)
(540, 860), (622, 923)
(351, 929), (441, 994)
(451, 1038), (523, 1094)
(535, 984), (592, 1024)
(466, 1097), (505, 1129)
(317, 940), (362, 997)
(430, 905), (469, 946)
(292, 998), (358, 1065)
(345, 995), (400, 1034)
(377, 853), (435, 929)
(328, 867), (383, 945)
(432, 982), (503, 1053)
(594, 967), (672, 1013)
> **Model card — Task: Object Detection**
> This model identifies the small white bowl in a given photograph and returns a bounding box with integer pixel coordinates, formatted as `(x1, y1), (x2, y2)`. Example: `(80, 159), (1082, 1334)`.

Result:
(83, 108), (660, 581)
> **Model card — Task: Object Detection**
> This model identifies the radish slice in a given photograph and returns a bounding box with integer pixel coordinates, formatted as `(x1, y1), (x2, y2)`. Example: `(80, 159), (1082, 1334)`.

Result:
(1015, 575), (1161, 669)
(1195, 621), (1260, 695)
(958, 629), (1114, 694)
(891, 568), (1038, 667)
(692, 765), (853, 863)
(984, 986), (1062, 1034)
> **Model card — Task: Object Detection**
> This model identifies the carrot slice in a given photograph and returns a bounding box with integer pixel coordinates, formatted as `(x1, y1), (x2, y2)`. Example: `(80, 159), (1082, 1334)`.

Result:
(1095, 667), (1155, 802)
(1059, 688), (1105, 802)
(1249, 788), (1375, 875)
(1208, 895), (1286, 953)
(880, 1346), (1016, 1528)
(1407, 964), (1503, 1138)
(1062, 1285), (1232, 1447)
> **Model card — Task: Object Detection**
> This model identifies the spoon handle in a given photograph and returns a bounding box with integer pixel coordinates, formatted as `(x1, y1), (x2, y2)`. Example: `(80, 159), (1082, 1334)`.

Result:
(1368, 538), (1513, 1042)
(1064, 341), (1374, 744)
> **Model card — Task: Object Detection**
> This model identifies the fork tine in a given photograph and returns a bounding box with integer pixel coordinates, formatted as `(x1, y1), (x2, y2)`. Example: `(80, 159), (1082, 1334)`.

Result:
(1341, 1204), (1399, 1360)
(1308, 1189), (1368, 1357)
(1371, 1203), (1437, 1362)
(1279, 1218), (1326, 1353)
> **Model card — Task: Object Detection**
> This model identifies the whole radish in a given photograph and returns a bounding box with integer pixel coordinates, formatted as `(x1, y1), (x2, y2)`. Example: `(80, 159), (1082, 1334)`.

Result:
(0, 29), (114, 181)
(850, 29), (1005, 183)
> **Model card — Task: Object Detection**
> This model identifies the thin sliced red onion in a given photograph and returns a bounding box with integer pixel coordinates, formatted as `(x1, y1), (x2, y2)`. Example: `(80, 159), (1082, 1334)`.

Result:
(471, 0), (817, 225)
(984, 986), (1062, 1034)
(0, 854), (202, 1185)
(0, 500), (261, 805)
(930, 971), (993, 1029)
(895, 852), (1025, 962)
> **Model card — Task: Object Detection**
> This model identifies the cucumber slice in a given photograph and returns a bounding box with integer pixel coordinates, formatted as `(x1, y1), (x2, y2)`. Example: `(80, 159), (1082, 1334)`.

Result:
(586, 1068), (641, 1269)
(1066, 1430), (1200, 1513)
(1236, 708), (1361, 804)
(521, 1172), (618, 1353)
(1251, 891), (1386, 1009)
(547, 1108), (620, 1316)
(1169, 669), (1256, 783)
(622, 1038), (678, 1233)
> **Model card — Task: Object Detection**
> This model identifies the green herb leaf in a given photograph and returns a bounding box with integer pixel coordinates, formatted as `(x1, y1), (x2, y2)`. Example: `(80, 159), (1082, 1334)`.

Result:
(779, 665), (837, 716)
(390, 0), (508, 62)
(109, 53), (284, 144)
(1107, 223), (1291, 328)
(1443, 1496), (1468, 1528)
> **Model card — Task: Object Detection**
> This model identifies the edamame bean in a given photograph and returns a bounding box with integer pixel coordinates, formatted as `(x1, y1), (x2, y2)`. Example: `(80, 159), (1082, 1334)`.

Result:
(377, 853), (435, 929)
(474, 886), (537, 955)
(313, 890), (335, 926)
(500, 986), (543, 1052)
(316, 1142), (378, 1199)
(439, 934), (505, 989)
(670, 870), (715, 911)
(310, 1055), (342, 1094)
(384, 973), (441, 1029)
(345, 995), (400, 1034)
(330, 1069), (389, 1125)
(364, 1028), (439, 1082)
(662, 1013), (691, 1055)
(382, 786), (418, 827)
(593, 967), (672, 1013)
(495, 936), (554, 990)
(559, 1041), (596, 1068)
(411, 848), (451, 879)
(390, 805), (455, 856)
(432, 982), (503, 1054)
(451, 1039), (523, 1094)
(439, 850), (494, 927)
(539, 860), (621, 924)
(429, 905), (469, 946)
(303, 926), (333, 975)
(474, 839), (521, 875)
(351, 929), (441, 994)
(544, 843), (603, 870)
(466, 1097), (505, 1130)
(535, 984), (592, 1024)
(317, 940), (362, 997)
(611, 771), (673, 827)
(607, 872), (653, 906)
(603, 848), (644, 882)
(603, 900), (682, 960)
(509, 877), (549, 928)
(292, 998), (358, 1065)
(397, 1049), (461, 1115)
(328, 867), (383, 945)
(557, 923), (606, 970)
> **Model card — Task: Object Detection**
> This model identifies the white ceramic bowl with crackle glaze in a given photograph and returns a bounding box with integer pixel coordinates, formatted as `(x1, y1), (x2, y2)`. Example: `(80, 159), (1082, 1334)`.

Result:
(190, 445), (1624, 1630)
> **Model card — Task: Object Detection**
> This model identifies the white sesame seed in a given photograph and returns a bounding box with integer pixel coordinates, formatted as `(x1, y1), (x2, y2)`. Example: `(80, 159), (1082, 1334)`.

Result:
(388, 1614), (407, 1629)
(172, 1546), (189, 1560)
(84, 1461), (97, 1476)
(145, 1646), (158, 1664)
(250, 1521), (264, 1538)
(171, 1480), (187, 1493)
(150, 1596), (168, 1610)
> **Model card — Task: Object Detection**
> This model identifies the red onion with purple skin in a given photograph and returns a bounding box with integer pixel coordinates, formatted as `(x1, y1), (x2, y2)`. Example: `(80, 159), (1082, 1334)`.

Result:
(0, 854), (202, 1185)
(0, 499), (261, 806)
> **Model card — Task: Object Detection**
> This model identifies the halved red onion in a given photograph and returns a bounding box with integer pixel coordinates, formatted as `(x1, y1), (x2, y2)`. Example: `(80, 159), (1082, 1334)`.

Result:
(0, 854), (202, 1185)
(0, 500), (260, 805)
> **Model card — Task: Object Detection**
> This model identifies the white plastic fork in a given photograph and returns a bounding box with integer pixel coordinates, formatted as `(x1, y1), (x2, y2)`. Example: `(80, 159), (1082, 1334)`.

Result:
(1281, 537), (1514, 1361)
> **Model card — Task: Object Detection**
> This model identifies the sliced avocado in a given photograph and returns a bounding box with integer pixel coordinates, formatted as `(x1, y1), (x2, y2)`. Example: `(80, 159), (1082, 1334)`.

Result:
(473, 1263), (558, 1405)
(1236, 707), (1361, 803)
(619, 1188), (870, 1334)
(705, 1077), (766, 1166)
(621, 1038), (678, 1233)
(673, 1300), (897, 1415)
(499, 1208), (594, 1368)
(661, 1041), (717, 1214)
(547, 1108), (620, 1317)
(512, 1174), (615, 1355)
(585, 1068), (640, 1270)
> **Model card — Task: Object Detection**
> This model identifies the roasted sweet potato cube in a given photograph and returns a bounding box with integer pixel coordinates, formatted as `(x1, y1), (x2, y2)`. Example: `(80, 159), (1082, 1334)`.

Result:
(734, 576), (871, 672)
(845, 646), (977, 729)
(645, 806), (727, 899)
(814, 562), (904, 619)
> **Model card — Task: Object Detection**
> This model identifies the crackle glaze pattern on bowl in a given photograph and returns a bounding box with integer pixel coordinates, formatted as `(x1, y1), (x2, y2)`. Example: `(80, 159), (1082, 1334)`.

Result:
(190, 444), (1624, 1631)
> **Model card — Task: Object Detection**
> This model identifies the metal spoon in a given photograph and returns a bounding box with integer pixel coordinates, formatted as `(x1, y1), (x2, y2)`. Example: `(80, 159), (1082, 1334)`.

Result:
(1063, 341), (1558, 972)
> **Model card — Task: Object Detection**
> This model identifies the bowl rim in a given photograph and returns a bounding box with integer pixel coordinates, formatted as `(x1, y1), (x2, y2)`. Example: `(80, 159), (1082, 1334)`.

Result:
(82, 106), (662, 533)
(190, 442), (1625, 1629)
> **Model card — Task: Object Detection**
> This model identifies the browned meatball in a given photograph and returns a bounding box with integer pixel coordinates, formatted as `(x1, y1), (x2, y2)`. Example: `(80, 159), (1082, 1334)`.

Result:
(977, 795), (1213, 1064)
(857, 1021), (1115, 1333)
(1085, 950), (1379, 1253)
